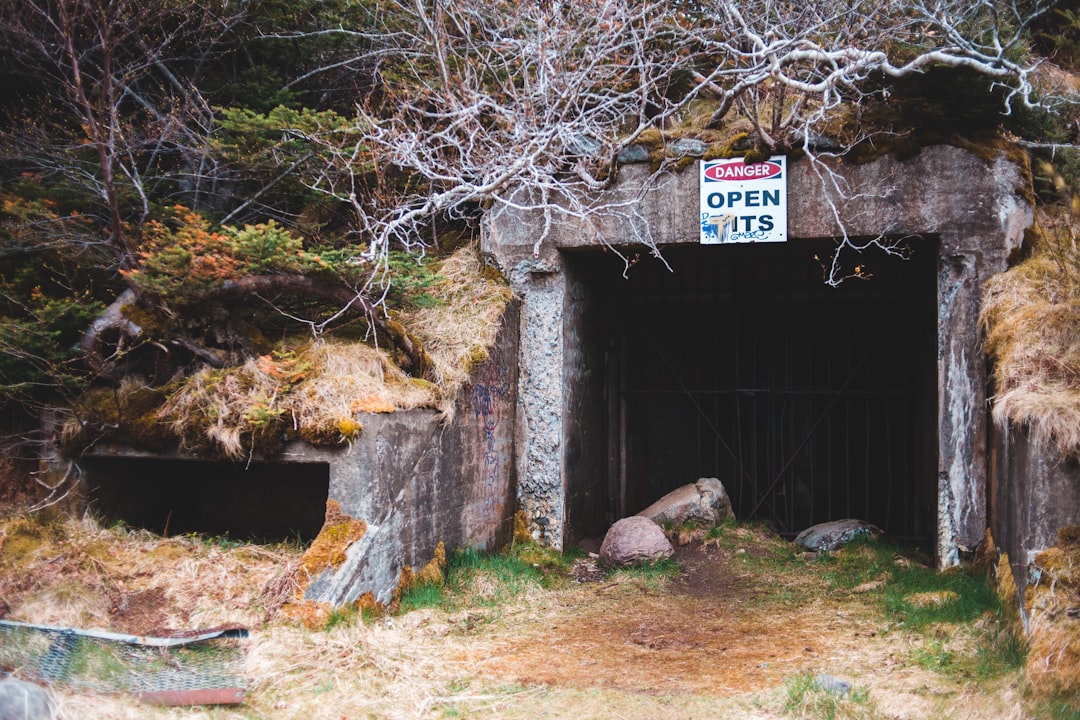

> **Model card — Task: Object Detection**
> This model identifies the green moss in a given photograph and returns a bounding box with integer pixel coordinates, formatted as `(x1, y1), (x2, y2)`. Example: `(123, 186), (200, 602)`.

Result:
(0, 515), (56, 564)
(63, 382), (177, 453)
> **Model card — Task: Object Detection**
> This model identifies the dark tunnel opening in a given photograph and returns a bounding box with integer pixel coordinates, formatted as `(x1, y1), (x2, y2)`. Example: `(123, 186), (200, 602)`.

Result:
(81, 456), (330, 543)
(564, 239), (939, 549)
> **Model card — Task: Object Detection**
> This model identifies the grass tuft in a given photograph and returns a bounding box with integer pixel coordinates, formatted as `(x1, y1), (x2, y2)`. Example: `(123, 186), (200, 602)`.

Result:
(782, 672), (880, 720)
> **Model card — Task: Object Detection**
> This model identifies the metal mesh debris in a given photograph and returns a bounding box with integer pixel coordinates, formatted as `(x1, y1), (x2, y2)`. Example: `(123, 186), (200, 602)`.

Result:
(0, 620), (248, 705)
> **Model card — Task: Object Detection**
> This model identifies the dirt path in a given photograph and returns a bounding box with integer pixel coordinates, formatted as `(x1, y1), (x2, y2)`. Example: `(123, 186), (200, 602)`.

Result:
(2, 516), (1035, 719)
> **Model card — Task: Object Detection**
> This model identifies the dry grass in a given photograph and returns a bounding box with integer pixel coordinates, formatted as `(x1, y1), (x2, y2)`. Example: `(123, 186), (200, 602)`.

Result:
(0, 514), (1047, 720)
(981, 206), (1080, 456)
(1023, 535), (1080, 708)
(402, 246), (514, 420)
(109, 245), (512, 459)
(0, 513), (300, 633)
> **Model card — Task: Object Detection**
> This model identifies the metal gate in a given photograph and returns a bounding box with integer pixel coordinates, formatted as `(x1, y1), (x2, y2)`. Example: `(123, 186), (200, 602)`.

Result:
(616, 241), (937, 543)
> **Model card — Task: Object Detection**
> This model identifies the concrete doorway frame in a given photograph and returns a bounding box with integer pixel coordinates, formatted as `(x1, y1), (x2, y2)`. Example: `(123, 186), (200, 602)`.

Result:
(484, 145), (1032, 567)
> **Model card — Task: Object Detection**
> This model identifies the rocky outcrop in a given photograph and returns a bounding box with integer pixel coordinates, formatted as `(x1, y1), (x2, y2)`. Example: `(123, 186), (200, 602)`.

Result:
(637, 478), (734, 527)
(599, 516), (674, 568)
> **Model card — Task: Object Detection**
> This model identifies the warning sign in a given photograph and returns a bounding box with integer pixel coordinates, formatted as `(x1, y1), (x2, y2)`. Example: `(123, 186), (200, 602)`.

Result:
(700, 156), (788, 244)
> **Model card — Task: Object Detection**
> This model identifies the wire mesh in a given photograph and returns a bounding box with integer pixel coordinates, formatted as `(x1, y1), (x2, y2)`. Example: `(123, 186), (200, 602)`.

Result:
(0, 620), (246, 702)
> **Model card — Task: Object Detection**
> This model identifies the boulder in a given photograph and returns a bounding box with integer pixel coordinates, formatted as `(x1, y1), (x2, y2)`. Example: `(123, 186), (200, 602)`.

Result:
(794, 519), (883, 552)
(599, 517), (674, 568)
(0, 678), (55, 720)
(637, 478), (734, 527)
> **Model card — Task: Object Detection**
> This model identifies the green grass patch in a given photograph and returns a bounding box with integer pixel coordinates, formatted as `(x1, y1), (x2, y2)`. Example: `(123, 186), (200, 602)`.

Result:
(816, 538), (999, 629)
(607, 556), (681, 589)
(398, 579), (447, 613)
(972, 613), (1026, 678)
(395, 540), (585, 615)
(910, 639), (955, 673)
(441, 546), (546, 607)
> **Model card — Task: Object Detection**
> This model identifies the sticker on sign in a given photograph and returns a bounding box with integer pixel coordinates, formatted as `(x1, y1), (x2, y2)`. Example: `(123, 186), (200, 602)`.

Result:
(700, 156), (788, 244)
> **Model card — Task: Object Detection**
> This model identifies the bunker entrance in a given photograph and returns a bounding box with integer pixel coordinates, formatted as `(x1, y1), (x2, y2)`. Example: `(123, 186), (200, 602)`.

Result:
(565, 239), (938, 548)
(82, 456), (330, 542)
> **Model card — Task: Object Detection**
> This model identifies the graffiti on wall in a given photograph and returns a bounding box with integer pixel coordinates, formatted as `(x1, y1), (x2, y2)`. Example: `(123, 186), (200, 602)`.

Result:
(465, 359), (511, 523)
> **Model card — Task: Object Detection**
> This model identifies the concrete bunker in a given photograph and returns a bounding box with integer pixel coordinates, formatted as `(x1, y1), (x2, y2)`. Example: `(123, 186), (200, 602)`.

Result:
(562, 239), (939, 547)
(82, 455), (329, 542)
(64, 298), (521, 605)
(485, 145), (1033, 567)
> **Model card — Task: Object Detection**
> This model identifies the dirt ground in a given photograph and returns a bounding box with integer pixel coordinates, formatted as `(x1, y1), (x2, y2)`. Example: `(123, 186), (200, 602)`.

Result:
(0, 514), (1041, 720)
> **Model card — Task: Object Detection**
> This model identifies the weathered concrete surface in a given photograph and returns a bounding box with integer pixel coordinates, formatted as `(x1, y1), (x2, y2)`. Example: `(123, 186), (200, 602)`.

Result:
(991, 422), (1080, 581)
(484, 145), (1033, 567)
(304, 301), (520, 605)
(506, 261), (566, 547)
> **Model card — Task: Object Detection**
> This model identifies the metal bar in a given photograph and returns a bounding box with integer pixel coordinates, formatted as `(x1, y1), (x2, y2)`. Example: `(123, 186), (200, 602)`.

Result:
(135, 688), (245, 706)
(0, 620), (248, 648)
(646, 338), (757, 492)
(749, 332), (883, 518)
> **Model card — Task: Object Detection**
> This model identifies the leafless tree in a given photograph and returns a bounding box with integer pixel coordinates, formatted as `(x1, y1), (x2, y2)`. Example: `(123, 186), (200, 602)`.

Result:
(0, 0), (245, 267)
(283, 0), (1055, 282)
(0, 0), (1061, 390)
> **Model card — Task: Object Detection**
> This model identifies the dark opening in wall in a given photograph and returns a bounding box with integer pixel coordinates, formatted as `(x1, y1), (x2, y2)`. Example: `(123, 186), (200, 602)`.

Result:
(82, 456), (330, 542)
(564, 238), (939, 547)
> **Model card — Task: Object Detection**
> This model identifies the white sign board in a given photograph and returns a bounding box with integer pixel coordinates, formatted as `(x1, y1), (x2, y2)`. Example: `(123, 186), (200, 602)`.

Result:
(700, 156), (788, 244)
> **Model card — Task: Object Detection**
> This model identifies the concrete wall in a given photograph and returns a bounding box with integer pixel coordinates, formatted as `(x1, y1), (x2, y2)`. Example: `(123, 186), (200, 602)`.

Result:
(991, 422), (1080, 582)
(484, 145), (1033, 566)
(304, 300), (520, 605)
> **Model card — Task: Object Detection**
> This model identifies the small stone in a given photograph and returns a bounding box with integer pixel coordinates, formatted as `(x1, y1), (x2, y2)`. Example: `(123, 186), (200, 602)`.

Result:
(566, 134), (603, 157)
(0, 678), (55, 720)
(599, 516), (674, 568)
(616, 144), (651, 164)
(815, 674), (851, 697)
(670, 138), (708, 157)
(731, 132), (760, 151)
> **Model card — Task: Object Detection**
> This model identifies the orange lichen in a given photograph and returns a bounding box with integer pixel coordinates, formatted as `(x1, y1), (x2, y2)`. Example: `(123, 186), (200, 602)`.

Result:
(350, 395), (396, 413)
(278, 600), (336, 630)
(296, 501), (367, 591)
(392, 541), (447, 608)
(512, 510), (532, 545)
(415, 541), (447, 587)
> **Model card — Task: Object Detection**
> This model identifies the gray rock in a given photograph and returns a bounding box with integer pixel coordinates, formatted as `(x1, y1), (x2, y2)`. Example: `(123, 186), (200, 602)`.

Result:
(616, 144), (651, 164)
(0, 678), (55, 720)
(814, 674), (851, 696)
(670, 138), (708, 157)
(731, 132), (760, 151)
(565, 133), (603, 157)
(637, 477), (734, 527)
(794, 519), (883, 552)
(599, 516), (674, 568)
